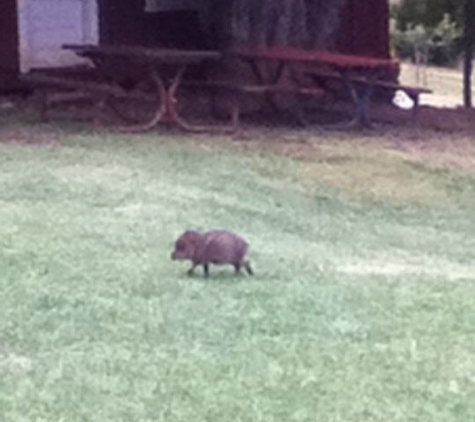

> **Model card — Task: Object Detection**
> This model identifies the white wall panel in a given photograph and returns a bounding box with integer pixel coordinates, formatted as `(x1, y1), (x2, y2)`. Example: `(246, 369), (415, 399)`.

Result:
(18, 0), (98, 72)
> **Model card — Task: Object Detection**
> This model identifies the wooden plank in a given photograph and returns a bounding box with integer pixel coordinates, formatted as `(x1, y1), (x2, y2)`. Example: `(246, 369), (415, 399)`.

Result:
(144, 0), (206, 12)
(237, 47), (399, 71)
(238, 85), (325, 96)
(63, 44), (222, 64)
(307, 71), (432, 94)
(373, 81), (432, 94)
(181, 80), (325, 96)
(20, 74), (156, 101)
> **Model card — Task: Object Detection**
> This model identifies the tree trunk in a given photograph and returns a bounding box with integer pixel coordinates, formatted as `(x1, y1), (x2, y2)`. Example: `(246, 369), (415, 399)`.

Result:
(463, 0), (474, 108)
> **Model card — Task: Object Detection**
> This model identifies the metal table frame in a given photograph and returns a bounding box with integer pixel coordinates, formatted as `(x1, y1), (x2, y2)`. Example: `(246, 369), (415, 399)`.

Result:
(63, 44), (236, 133)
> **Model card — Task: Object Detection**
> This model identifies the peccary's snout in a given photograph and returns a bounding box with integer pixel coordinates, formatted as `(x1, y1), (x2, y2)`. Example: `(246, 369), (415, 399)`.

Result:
(172, 234), (194, 261)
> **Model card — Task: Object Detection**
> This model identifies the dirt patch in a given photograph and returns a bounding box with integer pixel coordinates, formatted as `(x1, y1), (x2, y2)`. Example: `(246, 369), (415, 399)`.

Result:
(230, 104), (475, 175)
(372, 103), (475, 133)
(2, 90), (474, 172)
(0, 130), (63, 146)
(338, 257), (473, 281)
(388, 136), (475, 173)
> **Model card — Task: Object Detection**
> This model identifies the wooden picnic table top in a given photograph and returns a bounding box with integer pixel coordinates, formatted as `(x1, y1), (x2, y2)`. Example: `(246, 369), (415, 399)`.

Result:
(236, 46), (399, 71)
(63, 44), (223, 65)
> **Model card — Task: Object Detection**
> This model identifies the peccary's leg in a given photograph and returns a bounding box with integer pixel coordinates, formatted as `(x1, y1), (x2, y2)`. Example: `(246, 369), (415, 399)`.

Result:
(244, 261), (253, 276)
(187, 263), (198, 276)
(234, 263), (241, 275)
(203, 263), (210, 278)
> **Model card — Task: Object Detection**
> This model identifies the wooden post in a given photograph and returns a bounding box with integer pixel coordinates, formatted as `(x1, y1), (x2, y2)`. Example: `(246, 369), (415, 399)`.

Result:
(463, 0), (474, 108)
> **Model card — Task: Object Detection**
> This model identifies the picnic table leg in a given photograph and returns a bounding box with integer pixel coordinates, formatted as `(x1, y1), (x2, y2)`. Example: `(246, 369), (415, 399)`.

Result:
(340, 70), (377, 128)
(248, 59), (285, 86)
(167, 65), (239, 133)
(407, 90), (420, 118)
(119, 69), (167, 133)
(246, 59), (306, 125)
(37, 89), (50, 122)
(247, 59), (284, 112)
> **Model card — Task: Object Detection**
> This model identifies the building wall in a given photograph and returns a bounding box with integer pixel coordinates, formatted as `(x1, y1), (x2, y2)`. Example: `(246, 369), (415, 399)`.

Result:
(214, 0), (389, 58)
(99, 0), (146, 45)
(219, 0), (347, 49)
(100, 0), (210, 49)
(337, 0), (390, 58)
(0, 0), (390, 78)
(17, 0), (99, 72)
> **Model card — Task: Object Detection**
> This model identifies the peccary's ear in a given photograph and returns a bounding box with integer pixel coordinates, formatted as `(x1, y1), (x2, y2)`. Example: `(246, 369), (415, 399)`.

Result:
(184, 229), (199, 236)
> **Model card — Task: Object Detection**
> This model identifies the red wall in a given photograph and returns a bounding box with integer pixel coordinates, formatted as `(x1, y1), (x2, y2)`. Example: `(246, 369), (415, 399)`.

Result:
(99, 0), (390, 57)
(337, 0), (390, 58)
(99, 0), (209, 49)
(99, 0), (146, 45)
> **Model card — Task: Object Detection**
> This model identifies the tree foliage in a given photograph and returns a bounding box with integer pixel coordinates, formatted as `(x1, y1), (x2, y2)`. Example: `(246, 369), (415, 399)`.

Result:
(393, 16), (462, 65)
(394, 0), (474, 107)
(396, 0), (463, 30)
(392, 0), (466, 65)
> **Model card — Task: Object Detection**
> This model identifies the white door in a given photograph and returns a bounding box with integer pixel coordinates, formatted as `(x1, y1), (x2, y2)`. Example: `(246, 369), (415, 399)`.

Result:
(17, 0), (99, 72)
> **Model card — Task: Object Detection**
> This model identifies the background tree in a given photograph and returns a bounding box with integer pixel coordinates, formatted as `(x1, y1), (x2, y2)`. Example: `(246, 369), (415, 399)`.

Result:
(396, 0), (461, 30)
(394, 0), (474, 108)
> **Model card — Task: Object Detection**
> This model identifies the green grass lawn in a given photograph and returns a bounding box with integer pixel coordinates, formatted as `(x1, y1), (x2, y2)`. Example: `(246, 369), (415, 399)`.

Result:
(1, 116), (475, 421)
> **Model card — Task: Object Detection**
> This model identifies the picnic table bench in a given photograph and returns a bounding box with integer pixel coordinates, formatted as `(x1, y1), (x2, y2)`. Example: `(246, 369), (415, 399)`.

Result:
(21, 45), (238, 133)
(233, 47), (432, 127)
(20, 70), (157, 124)
(307, 69), (432, 117)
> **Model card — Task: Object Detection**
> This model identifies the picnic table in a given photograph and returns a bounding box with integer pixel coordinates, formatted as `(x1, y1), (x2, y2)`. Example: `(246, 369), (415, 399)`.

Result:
(23, 44), (237, 133)
(20, 44), (431, 132)
(235, 47), (429, 127)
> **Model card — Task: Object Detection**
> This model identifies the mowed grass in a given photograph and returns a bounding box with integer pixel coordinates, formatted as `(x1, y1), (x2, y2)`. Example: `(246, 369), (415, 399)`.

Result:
(1, 118), (475, 422)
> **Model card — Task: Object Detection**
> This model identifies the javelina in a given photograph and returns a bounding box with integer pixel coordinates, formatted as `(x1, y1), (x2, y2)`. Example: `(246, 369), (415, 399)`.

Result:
(171, 230), (253, 277)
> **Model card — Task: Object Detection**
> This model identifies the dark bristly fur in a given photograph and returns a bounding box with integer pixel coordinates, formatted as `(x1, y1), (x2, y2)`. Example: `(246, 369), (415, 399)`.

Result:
(171, 230), (253, 277)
